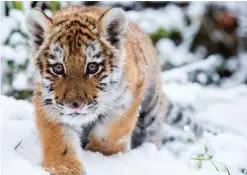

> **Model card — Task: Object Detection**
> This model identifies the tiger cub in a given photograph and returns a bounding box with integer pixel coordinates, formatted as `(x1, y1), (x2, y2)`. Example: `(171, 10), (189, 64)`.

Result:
(27, 6), (166, 175)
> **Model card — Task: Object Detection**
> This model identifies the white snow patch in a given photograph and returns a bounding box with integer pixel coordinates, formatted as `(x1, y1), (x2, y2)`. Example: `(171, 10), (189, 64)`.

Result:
(9, 9), (28, 34)
(128, 4), (186, 34)
(2, 17), (19, 43)
(2, 45), (28, 65)
(12, 72), (29, 91)
(2, 83), (247, 175)
(9, 32), (27, 46)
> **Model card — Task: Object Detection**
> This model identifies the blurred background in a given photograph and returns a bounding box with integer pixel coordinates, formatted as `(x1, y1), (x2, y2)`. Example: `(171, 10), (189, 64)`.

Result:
(1, 1), (247, 100)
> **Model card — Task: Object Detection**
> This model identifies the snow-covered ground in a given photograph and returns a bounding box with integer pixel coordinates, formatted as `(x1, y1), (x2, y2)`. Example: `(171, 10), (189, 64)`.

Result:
(1, 83), (247, 175)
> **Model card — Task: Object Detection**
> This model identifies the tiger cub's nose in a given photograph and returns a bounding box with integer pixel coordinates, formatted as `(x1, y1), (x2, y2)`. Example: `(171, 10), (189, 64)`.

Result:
(66, 101), (84, 110)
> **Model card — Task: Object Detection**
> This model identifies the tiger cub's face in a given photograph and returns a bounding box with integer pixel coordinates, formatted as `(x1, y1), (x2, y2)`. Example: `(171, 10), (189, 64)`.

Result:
(27, 8), (131, 126)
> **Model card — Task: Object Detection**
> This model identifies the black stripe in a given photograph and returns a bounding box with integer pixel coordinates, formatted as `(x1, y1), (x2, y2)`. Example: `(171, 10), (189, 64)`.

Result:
(98, 114), (105, 122)
(109, 52), (114, 59)
(45, 68), (53, 75)
(72, 20), (88, 28)
(69, 20), (95, 37)
(57, 100), (64, 106)
(79, 31), (95, 41)
(34, 38), (43, 47)
(137, 115), (156, 129)
(99, 75), (108, 82)
(165, 102), (173, 117)
(46, 84), (53, 91)
(88, 97), (97, 105)
(142, 95), (159, 117)
(193, 124), (198, 135)
(98, 61), (105, 67)
(99, 83), (107, 87)
(110, 66), (118, 72)
(43, 52), (49, 58)
(46, 85), (51, 91)
(171, 111), (183, 125)
(111, 65), (118, 69)
(143, 86), (156, 104)
(97, 85), (106, 92)
(36, 59), (43, 73)
(31, 21), (44, 46)
(47, 63), (53, 67)
(57, 20), (95, 41)
(87, 102), (96, 108)
(93, 52), (102, 59)
(110, 80), (118, 85)
(49, 54), (56, 60)
(44, 76), (53, 81)
(57, 19), (93, 29)
(62, 148), (68, 156)
(44, 99), (52, 105)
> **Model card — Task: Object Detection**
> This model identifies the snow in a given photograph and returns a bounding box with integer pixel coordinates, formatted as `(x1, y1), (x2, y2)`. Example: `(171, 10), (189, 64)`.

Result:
(157, 38), (197, 67)
(2, 17), (19, 43)
(9, 32), (27, 46)
(22, 2), (32, 15)
(127, 4), (186, 34)
(2, 45), (28, 65)
(2, 83), (247, 175)
(9, 9), (28, 34)
(12, 72), (28, 90)
(129, 3), (206, 67)
(44, 9), (52, 18)
(225, 54), (247, 87)
(156, 38), (176, 66)
(99, 1), (134, 6)
(161, 55), (223, 84)
(186, 2), (206, 22)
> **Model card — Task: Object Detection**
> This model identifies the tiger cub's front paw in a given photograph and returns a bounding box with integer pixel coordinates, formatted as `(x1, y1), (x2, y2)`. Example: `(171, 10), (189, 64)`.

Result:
(44, 165), (85, 175)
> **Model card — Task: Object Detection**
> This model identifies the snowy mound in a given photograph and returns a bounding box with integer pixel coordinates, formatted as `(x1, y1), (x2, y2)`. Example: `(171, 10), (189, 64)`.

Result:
(1, 84), (247, 175)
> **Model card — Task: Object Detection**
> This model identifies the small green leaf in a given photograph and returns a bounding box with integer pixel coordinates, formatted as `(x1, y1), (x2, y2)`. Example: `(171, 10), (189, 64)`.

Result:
(224, 165), (231, 175)
(50, 1), (61, 12)
(13, 1), (22, 10)
(187, 138), (195, 143)
(210, 159), (219, 172)
(191, 157), (209, 161)
(149, 28), (170, 43)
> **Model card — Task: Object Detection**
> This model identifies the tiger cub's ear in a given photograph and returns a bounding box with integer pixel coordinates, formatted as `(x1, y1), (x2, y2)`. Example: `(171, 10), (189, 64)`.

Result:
(99, 8), (129, 49)
(26, 9), (53, 54)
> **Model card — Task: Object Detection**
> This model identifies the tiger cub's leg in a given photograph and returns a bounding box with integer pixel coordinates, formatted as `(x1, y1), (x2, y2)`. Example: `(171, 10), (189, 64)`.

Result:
(86, 105), (139, 155)
(34, 98), (84, 175)
(132, 89), (166, 149)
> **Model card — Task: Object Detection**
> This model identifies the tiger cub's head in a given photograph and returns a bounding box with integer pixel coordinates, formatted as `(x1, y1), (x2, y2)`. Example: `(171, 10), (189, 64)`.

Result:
(26, 7), (132, 125)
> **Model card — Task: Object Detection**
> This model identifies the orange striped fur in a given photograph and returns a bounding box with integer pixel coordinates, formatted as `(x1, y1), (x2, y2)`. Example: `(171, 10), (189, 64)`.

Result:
(27, 6), (165, 175)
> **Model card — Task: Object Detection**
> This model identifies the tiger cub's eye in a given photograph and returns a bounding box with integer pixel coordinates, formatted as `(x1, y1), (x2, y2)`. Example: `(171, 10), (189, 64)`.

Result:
(52, 63), (64, 75)
(87, 62), (99, 75)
